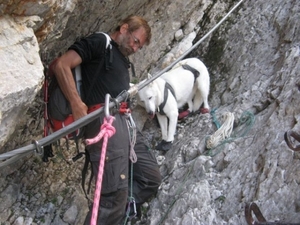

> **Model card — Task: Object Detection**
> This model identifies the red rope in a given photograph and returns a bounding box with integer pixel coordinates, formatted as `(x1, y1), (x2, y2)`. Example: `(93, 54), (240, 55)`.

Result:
(85, 115), (116, 225)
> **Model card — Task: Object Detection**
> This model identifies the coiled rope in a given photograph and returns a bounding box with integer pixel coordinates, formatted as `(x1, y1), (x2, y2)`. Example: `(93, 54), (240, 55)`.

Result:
(206, 112), (235, 149)
(206, 110), (255, 156)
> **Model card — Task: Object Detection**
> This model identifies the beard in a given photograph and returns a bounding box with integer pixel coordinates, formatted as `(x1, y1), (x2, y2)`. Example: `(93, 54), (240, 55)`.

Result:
(117, 35), (134, 56)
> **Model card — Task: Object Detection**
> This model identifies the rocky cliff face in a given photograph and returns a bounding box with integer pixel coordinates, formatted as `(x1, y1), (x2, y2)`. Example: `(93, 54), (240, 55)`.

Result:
(1, 0), (300, 224)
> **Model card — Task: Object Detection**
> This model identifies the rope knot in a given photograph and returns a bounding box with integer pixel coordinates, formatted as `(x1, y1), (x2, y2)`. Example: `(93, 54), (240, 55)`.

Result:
(85, 115), (116, 145)
(101, 117), (116, 138)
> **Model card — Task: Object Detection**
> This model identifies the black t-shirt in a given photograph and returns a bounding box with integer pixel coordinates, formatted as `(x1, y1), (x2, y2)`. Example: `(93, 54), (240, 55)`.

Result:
(69, 33), (130, 106)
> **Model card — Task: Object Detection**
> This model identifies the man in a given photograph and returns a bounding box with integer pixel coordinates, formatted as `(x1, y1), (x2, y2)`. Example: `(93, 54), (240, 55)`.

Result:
(52, 15), (162, 224)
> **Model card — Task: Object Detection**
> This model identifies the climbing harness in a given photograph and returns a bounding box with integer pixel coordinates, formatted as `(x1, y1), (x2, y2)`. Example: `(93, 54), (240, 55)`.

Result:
(0, 0), (245, 167)
(245, 202), (300, 225)
(181, 64), (200, 81)
(284, 130), (300, 151)
(158, 63), (199, 116)
(157, 82), (176, 115)
(84, 94), (116, 225)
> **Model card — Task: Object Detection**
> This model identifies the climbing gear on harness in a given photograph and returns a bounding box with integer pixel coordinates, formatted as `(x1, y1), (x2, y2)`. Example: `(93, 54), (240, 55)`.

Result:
(284, 130), (300, 151)
(124, 196), (137, 223)
(123, 110), (138, 224)
(125, 112), (137, 163)
(85, 94), (116, 225)
(123, 161), (138, 224)
(245, 202), (300, 225)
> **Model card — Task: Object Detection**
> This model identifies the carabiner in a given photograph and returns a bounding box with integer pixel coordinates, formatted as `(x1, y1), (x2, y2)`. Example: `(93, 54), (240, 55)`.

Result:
(125, 198), (137, 220)
(104, 94), (111, 118)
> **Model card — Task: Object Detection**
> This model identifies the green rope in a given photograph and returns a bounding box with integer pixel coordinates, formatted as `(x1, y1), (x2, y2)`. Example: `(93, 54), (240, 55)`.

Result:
(206, 110), (255, 157)
(129, 161), (134, 200)
(210, 108), (221, 129)
(123, 162), (135, 225)
(123, 114), (137, 224)
(232, 111), (255, 138)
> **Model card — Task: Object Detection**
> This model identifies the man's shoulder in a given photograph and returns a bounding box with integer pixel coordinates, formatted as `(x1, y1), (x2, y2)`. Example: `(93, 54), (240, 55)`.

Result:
(69, 32), (110, 61)
(88, 32), (109, 40)
(86, 32), (111, 48)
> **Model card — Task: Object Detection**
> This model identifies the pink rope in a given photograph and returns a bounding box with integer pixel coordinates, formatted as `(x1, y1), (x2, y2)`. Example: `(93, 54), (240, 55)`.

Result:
(85, 116), (116, 225)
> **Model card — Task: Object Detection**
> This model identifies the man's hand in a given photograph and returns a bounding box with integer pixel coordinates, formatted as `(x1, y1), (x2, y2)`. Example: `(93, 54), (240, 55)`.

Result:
(70, 101), (88, 121)
(53, 50), (87, 121)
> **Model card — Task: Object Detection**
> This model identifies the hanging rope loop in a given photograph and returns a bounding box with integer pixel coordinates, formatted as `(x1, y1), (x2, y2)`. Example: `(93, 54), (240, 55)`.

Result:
(125, 112), (137, 163)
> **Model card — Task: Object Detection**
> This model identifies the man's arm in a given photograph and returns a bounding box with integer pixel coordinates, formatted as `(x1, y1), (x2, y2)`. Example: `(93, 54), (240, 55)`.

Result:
(52, 50), (88, 120)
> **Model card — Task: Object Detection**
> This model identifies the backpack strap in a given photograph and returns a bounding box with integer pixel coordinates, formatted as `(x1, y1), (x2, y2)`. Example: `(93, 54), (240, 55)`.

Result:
(97, 32), (112, 49)
(81, 148), (94, 203)
(82, 32), (112, 101)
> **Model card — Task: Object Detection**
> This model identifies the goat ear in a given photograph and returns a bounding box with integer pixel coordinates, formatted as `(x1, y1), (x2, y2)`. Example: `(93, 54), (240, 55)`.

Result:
(147, 73), (152, 79)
